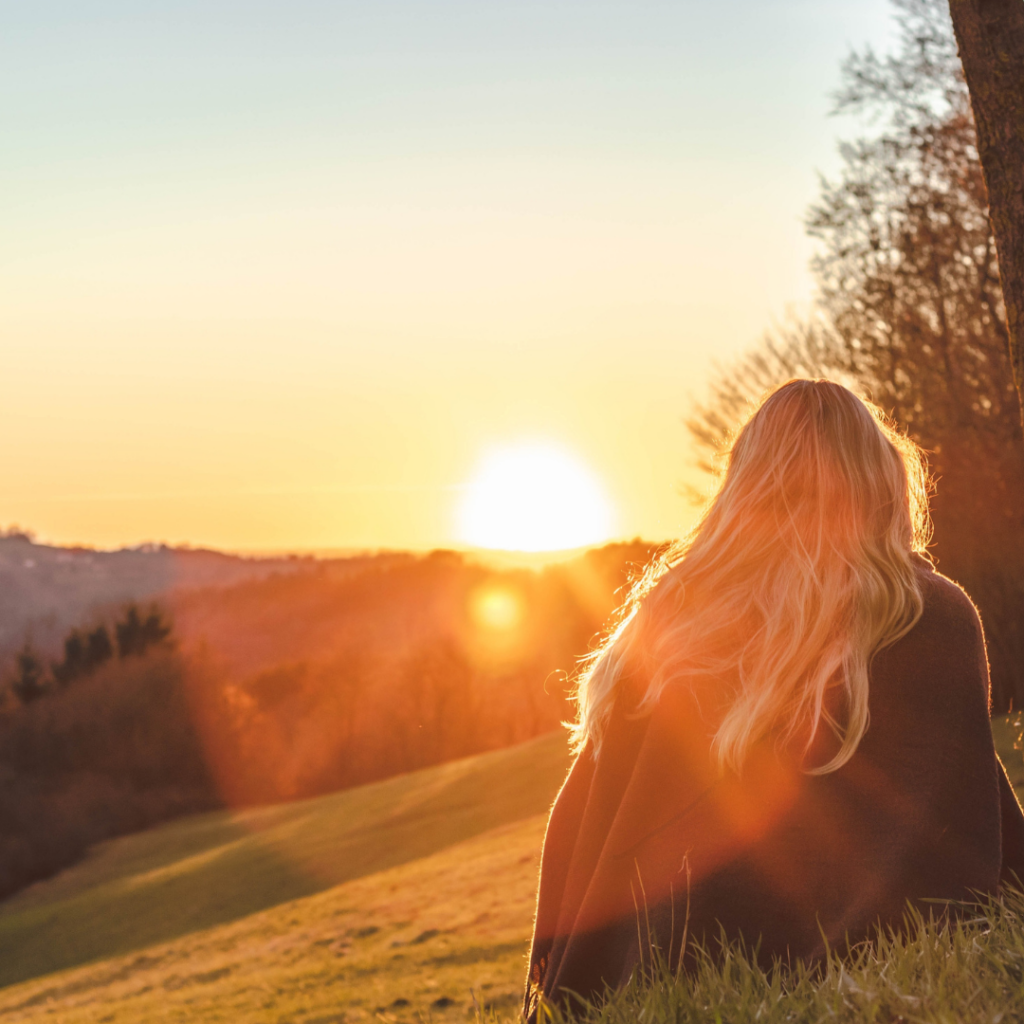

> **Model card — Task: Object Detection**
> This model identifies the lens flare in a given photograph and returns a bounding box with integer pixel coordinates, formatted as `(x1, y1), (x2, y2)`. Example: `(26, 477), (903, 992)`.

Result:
(457, 442), (615, 552)
(470, 585), (523, 631)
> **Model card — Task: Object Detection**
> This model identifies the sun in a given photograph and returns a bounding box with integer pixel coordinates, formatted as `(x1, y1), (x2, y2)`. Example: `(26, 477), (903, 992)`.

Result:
(456, 441), (615, 552)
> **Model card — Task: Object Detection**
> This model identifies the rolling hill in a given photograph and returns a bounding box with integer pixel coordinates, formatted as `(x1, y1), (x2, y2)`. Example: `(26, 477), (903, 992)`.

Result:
(0, 729), (573, 998)
(0, 719), (1018, 1024)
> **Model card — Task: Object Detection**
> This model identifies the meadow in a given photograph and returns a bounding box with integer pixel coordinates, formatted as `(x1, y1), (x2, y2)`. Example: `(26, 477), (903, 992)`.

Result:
(0, 816), (550, 1024)
(0, 730), (572, 1017)
(0, 719), (1020, 1023)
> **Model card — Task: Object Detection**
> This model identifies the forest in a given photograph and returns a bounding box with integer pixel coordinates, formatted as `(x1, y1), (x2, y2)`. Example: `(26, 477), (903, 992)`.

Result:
(0, 542), (654, 900)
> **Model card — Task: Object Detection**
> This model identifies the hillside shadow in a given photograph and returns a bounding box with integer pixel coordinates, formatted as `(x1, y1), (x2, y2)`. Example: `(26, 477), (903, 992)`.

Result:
(0, 730), (571, 988)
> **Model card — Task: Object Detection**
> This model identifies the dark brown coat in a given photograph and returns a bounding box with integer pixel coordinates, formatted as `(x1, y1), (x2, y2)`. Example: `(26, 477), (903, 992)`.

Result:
(525, 562), (1024, 1013)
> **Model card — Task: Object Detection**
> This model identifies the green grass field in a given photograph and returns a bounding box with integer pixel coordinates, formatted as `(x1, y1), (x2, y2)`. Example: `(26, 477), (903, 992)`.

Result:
(0, 719), (1020, 1024)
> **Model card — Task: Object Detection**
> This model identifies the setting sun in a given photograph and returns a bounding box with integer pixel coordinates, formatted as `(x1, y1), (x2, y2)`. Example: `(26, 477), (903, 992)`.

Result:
(456, 442), (615, 552)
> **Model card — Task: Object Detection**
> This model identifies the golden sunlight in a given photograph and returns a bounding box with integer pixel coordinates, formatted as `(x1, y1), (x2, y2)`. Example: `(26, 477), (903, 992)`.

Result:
(457, 442), (615, 552)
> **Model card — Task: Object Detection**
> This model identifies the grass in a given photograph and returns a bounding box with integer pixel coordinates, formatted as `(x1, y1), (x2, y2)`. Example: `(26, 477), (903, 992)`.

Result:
(0, 813), (551, 1024)
(537, 890), (1024, 1024)
(544, 714), (1024, 1024)
(0, 718), (1020, 1023)
(0, 730), (572, 991)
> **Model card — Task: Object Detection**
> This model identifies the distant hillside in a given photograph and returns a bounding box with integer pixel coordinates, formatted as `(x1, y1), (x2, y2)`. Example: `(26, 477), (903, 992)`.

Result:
(162, 541), (655, 803)
(167, 542), (658, 682)
(0, 533), (304, 664)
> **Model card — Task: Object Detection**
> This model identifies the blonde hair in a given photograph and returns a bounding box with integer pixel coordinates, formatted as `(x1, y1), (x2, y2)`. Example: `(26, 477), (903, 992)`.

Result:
(573, 379), (932, 775)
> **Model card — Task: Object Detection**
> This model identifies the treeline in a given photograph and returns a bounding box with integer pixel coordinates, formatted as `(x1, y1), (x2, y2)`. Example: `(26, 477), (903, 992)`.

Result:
(0, 651), (214, 899)
(9, 603), (172, 703)
(0, 604), (208, 898)
(0, 542), (655, 900)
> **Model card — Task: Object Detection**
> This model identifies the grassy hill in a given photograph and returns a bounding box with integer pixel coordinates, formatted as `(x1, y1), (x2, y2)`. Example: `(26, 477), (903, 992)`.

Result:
(0, 729), (572, 993)
(0, 719), (1019, 1024)
(0, 813), (551, 1024)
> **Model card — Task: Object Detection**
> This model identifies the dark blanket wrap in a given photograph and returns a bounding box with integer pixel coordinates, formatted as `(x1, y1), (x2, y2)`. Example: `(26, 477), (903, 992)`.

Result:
(525, 564), (1024, 1012)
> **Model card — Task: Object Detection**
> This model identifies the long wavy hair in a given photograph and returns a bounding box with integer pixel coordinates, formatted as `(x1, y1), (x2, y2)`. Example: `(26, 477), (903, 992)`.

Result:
(573, 379), (933, 775)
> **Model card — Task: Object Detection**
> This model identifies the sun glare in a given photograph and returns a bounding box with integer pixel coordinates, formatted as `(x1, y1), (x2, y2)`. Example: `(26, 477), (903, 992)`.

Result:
(457, 442), (615, 552)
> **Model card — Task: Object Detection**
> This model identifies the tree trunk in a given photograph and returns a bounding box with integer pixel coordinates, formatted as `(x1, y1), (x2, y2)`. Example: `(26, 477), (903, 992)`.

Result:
(948, 0), (1024, 430)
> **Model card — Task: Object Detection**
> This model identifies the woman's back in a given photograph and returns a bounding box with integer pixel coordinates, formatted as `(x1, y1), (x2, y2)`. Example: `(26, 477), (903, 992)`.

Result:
(525, 381), (1024, 1014)
(526, 561), (1023, 1010)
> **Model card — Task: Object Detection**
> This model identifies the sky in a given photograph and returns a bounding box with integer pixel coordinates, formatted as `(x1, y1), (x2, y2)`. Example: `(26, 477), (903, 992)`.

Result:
(1, 0), (899, 553)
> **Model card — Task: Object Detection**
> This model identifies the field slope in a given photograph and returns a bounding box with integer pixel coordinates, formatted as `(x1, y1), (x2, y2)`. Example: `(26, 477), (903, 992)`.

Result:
(0, 730), (572, 992)
(0, 720), (1019, 1024)
(0, 814), (551, 1024)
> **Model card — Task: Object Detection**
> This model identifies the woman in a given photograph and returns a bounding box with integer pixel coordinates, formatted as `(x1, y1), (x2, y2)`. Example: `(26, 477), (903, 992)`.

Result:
(525, 379), (1024, 1014)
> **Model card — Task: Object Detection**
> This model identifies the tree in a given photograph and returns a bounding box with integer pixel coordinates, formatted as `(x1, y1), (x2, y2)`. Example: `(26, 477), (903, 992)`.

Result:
(115, 604), (172, 659)
(52, 625), (115, 685)
(10, 644), (46, 704)
(948, 0), (1024, 427)
(688, 0), (1024, 708)
(806, 0), (1017, 449)
(397, 638), (477, 769)
(52, 629), (86, 686)
(84, 626), (114, 672)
